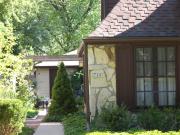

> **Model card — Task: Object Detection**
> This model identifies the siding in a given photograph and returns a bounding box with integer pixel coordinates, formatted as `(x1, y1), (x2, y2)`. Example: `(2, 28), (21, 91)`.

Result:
(116, 45), (135, 109)
(36, 68), (50, 98)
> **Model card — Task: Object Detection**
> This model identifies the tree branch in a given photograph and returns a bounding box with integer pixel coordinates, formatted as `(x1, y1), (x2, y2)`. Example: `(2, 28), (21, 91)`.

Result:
(46, 28), (67, 52)
(72, 0), (94, 31)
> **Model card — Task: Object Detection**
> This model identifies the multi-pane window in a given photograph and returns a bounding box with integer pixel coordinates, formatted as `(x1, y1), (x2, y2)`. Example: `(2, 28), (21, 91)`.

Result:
(136, 47), (176, 106)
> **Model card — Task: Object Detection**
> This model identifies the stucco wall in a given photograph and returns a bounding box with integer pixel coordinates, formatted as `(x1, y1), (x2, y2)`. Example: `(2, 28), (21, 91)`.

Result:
(36, 68), (50, 98)
(88, 45), (116, 118)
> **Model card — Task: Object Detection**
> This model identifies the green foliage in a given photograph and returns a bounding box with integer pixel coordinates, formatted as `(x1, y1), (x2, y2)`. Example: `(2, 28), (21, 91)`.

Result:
(0, 99), (26, 135)
(0, 22), (15, 52)
(63, 113), (86, 135)
(0, 21), (33, 87)
(60, 107), (180, 135)
(44, 114), (63, 122)
(137, 107), (178, 131)
(71, 69), (83, 95)
(0, 0), (100, 55)
(16, 82), (35, 109)
(175, 109), (180, 129)
(86, 130), (180, 135)
(0, 87), (17, 99)
(44, 0), (100, 54)
(49, 62), (77, 116)
(26, 109), (38, 118)
(0, 0), (38, 24)
(92, 106), (180, 132)
(93, 105), (134, 131)
(0, 22), (34, 109)
(18, 127), (34, 135)
(71, 69), (84, 108)
(14, 0), (100, 55)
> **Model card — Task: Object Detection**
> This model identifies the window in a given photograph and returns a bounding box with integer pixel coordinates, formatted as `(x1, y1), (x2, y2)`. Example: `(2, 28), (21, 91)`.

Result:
(136, 47), (176, 106)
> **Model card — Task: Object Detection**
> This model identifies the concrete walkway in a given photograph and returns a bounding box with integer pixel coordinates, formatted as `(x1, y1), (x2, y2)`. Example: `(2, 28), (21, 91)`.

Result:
(30, 109), (64, 135)
(33, 123), (64, 135)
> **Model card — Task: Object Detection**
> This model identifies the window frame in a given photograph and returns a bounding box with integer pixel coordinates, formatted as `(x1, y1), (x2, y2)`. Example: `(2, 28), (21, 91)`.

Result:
(134, 46), (177, 107)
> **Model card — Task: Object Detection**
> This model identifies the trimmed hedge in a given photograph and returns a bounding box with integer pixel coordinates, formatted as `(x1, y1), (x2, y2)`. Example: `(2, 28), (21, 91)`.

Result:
(0, 99), (26, 135)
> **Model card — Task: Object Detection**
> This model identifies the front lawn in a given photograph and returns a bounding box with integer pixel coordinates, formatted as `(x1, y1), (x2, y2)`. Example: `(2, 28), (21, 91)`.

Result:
(87, 131), (180, 135)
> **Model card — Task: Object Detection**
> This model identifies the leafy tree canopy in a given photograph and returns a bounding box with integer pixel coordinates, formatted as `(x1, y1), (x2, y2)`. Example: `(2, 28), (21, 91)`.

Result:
(11, 0), (100, 55)
(0, 22), (34, 111)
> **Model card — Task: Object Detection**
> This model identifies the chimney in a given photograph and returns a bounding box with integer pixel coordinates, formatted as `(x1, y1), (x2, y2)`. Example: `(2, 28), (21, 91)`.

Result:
(101, 0), (119, 20)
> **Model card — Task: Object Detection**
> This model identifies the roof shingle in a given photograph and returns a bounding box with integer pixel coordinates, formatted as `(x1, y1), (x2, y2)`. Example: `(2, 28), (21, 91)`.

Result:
(89, 0), (180, 38)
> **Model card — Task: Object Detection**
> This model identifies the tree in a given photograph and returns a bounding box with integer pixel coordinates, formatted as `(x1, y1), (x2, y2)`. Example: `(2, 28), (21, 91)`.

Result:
(0, 19), (33, 109)
(47, 0), (100, 53)
(0, 0), (100, 55)
(49, 62), (77, 116)
(0, 0), (38, 111)
(14, 0), (100, 55)
(0, 0), (40, 55)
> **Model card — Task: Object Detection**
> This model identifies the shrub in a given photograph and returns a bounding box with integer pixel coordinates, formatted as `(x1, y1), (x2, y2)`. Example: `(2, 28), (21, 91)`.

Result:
(137, 107), (177, 131)
(26, 109), (38, 118)
(92, 106), (180, 131)
(63, 112), (86, 135)
(0, 99), (26, 135)
(18, 127), (34, 135)
(43, 114), (63, 122)
(0, 88), (17, 99)
(93, 105), (134, 131)
(175, 109), (180, 129)
(48, 62), (77, 116)
(71, 68), (83, 96)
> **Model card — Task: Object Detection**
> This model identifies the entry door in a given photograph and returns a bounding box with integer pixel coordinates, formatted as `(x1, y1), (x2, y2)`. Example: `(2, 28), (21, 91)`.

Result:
(136, 47), (176, 106)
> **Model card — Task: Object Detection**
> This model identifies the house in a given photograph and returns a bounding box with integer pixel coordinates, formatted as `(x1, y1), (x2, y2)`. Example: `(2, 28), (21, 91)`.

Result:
(30, 50), (82, 99)
(79, 0), (180, 121)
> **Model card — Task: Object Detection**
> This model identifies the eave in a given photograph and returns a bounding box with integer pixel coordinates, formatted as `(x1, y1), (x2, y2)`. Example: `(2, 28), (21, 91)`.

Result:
(78, 36), (180, 56)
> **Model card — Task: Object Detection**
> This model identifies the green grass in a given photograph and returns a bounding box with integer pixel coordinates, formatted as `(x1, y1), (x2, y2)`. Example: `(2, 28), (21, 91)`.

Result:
(18, 127), (34, 135)
(86, 130), (180, 135)
(26, 109), (38, 118)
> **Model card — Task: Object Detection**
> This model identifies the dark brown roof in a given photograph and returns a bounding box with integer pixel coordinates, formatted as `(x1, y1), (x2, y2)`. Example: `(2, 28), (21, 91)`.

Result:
(90, 0), (180, 38)
(101, 0), (119, 19)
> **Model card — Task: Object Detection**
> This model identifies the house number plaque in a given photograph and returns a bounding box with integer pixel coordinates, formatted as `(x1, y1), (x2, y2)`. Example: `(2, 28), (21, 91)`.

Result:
(90, 69), (108, 88)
